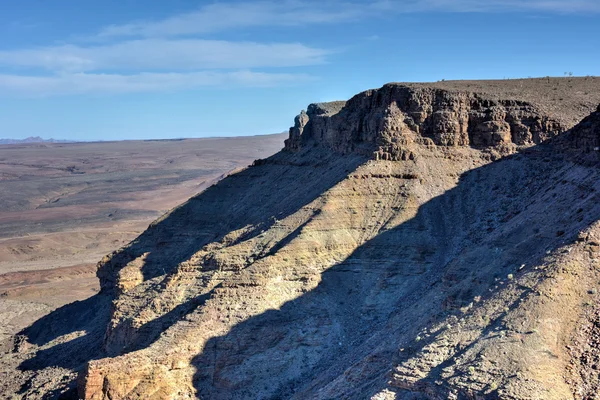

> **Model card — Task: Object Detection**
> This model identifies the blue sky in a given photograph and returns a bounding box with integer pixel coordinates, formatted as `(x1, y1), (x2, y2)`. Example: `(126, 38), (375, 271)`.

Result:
(0, 1), (598, 141)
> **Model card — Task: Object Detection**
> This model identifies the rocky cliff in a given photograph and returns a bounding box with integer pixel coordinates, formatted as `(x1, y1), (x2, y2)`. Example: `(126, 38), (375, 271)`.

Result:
(284, 85), (563, 159)
(2, 79), (600, 400)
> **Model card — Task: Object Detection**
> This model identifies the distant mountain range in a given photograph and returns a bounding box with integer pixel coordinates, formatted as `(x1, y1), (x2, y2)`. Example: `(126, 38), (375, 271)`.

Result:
(0, 136), (72, 145)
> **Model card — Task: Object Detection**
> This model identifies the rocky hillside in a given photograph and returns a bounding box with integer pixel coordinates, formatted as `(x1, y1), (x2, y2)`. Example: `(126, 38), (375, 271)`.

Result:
(2, 79), (600, 400)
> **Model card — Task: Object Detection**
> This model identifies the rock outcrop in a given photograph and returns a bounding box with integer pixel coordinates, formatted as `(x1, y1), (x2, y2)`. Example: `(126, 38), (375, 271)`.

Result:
(3, 81), (600, 400)
(566, 104), (600, 153)
(285, 85), (563, 160)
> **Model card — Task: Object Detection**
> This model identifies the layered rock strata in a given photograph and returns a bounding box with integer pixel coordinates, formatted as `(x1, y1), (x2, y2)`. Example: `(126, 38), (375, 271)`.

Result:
(285, 85), (563, 160)
(3, 83), (600, 400)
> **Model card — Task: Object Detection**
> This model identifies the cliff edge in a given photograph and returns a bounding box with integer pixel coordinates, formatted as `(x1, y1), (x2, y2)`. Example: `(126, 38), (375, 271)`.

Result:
(285, 85), (563, 160)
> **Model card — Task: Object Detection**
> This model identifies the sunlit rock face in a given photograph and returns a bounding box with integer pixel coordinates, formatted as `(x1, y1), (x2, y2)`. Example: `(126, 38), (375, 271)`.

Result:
(285, 84), (563, 159)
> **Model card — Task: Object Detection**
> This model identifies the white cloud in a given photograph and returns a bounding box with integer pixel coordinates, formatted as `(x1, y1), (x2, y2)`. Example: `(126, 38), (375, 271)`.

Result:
(0, 71), (314, 96)
(95, 0), (600, 39)
(97, 1), (371, 38)
(0, 39), (328, 72)
(0, 22), (328, 96)
(2, 0), (597, 97)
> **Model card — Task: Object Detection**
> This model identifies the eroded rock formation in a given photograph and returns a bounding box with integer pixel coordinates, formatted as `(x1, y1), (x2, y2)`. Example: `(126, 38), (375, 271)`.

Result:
(284, 85), (563, 160)
(2, 81), (600, 400)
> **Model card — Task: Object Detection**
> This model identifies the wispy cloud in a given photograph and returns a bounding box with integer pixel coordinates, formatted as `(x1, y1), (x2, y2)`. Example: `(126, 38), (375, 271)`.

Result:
(2, 0), (597, 96)
(95, 0), (600, 39)
(0, 37), (327, 95)
(0, 40), (329, 72)
(96, 1), (372, 39)
(0, 71), (314, 96)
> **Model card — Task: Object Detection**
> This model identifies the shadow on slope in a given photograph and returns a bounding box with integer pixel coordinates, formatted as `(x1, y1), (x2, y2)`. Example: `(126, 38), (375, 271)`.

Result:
(13, 294), (112, 397)
(13, 147), (369, 396)
(14, 139), (599, 399)
(97, 148), (367, 287)
(189, 144), (600, 399)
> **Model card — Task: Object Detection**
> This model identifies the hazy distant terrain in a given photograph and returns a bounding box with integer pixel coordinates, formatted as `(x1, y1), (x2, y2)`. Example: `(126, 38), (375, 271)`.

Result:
(0, 137), (71, 145)
(0, 134), (285, 342)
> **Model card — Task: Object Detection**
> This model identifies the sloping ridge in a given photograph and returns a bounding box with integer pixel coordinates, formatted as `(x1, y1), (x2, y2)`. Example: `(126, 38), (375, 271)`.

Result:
(3, 84), (600, 400)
